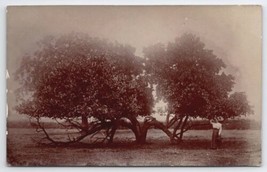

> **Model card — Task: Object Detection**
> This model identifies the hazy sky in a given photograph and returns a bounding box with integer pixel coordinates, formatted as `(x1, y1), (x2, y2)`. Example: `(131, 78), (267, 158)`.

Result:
(7, 6), (262, 120)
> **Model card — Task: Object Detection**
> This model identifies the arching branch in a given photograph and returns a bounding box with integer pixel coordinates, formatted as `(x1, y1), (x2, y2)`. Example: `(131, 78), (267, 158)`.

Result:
(34, 117), (107, 145)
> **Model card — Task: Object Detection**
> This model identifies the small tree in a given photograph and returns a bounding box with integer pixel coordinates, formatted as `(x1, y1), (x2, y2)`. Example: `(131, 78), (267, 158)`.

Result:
(144, 33), (253, 141)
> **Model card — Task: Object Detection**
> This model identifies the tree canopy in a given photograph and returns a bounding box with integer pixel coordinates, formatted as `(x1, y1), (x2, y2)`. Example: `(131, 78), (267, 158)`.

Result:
(144, 33), (252, 140)
(16, 33), (153, 120)
(15, 33), (253, 144)
(144, 33), (252, 119)
(15, 33), (154, 144)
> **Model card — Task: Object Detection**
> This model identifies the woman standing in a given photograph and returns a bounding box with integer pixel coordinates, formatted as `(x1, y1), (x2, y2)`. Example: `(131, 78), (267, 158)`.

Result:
(210, 118), (222, 149)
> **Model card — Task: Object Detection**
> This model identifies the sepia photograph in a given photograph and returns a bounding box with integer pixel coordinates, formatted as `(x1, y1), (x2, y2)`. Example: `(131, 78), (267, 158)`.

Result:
(6, 6), (262, 166)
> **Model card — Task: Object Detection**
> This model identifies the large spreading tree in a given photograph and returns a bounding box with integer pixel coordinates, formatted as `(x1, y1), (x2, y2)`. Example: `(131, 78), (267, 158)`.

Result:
(15, 33), (156, 144)
(15, 32), (253, 145)
(144, 33), (253, 141)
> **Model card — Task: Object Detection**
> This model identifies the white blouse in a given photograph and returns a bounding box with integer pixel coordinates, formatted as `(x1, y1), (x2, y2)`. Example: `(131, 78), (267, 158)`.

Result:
(210, 121), (222, 135)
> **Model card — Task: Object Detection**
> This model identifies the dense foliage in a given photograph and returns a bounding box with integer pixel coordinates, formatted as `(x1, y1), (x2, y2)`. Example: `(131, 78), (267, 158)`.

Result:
(144, 34), (252, 120)
(15, 33), (153, 134)
(15, 33), (253, 144)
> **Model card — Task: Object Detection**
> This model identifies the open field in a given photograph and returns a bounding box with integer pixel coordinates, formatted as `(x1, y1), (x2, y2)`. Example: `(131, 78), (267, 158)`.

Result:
(7, 128), (261, 166)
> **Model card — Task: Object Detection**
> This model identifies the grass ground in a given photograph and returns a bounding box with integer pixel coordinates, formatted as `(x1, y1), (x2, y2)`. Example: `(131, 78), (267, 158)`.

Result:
(7, 128), (261, 166)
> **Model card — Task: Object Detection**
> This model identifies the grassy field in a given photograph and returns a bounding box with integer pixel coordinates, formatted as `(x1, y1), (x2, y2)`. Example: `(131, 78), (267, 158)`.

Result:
(7, 128), (261, 166)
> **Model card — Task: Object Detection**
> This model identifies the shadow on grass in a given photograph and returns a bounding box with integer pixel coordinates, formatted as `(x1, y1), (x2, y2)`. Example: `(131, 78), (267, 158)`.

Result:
(177, 139), (248, 150)
(34, 138), (248, 151)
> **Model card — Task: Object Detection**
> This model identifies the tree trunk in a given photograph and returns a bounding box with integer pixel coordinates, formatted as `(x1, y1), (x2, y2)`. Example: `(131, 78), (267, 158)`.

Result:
(166, 114), (177, 128)
(126, 117), (141, 143)
(172, 116), (184, 140)
(138, 117), (174, 144)
(109, 117), (142, 143)
(108, 122), (118, 144)
(179, 115), (189, 140)
(81, 115), (89, 131)
(139, 123), (150, 144)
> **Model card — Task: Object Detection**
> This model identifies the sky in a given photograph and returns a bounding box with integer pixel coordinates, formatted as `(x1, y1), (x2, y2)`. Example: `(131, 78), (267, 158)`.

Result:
(6, 6), (262, 121)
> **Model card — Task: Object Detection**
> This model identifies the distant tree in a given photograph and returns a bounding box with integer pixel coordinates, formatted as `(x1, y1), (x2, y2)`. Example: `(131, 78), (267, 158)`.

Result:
(144, 33), (253, 141)
(15, 33), (155, 145)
